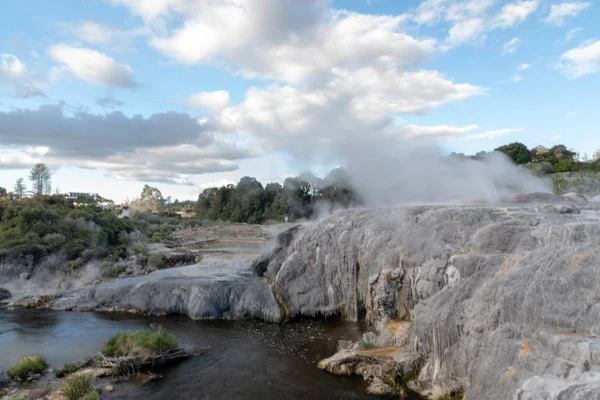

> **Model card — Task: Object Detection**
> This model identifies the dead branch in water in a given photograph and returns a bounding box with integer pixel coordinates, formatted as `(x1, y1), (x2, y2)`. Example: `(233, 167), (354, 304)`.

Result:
(56, 346), (208, 379)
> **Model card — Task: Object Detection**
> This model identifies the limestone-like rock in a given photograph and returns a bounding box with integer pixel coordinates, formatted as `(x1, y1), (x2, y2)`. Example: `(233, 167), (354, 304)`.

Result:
(318, 347), (421, 396)
(270, 201), (600, 399)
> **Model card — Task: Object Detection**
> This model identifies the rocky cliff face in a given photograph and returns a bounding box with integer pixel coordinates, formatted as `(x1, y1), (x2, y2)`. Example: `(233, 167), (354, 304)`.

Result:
(262, 196), (600, 399)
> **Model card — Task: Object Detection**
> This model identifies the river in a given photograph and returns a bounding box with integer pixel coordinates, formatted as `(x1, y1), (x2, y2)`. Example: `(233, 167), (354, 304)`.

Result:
(0, 308), (412, 399)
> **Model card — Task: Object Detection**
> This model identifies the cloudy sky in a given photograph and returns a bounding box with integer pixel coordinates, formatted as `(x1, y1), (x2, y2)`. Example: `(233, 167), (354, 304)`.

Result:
(0, 0), (598, 202)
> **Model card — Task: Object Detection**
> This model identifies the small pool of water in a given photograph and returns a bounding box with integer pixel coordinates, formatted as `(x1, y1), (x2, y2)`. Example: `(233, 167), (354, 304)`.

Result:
(0, 309), (420, 399)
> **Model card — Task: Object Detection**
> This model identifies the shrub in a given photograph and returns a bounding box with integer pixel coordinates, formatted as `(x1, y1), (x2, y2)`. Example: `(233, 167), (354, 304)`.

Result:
(147, 253), (165, 270)
(101, 264), (124, 278)
(80, 392), (100, 400)
(7, 355), (48, 381)
(102, 325), (178, 357)
(62, 363), (78, 375)
(150, 231), (165, 243)
(357, 341), (377, 350)
(61, 373), (94, 400)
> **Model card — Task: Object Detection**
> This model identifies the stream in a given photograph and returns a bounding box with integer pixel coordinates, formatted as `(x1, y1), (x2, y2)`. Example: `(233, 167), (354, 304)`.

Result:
(0, 308), (408, 399)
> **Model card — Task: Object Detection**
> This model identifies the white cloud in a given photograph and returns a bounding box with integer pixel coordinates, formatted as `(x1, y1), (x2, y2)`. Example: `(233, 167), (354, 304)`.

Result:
(494, 0), (539, 28)
(503, 37), (521, 53)
(544, 2), (591, 26)
(440, 0), (537, 48)
(517, 63), (531, 70)
(464, 128), (524, 139)
(1, 54), (26, 80)
(558, 40), (600, 78)
(215, 67), (483, 159)
(114, 0), (435, 85)
(48, 45), (138, 87)
(71, 21), (149, 51)
(550, 135), (562, 141)
(565, 110), (578, 117)
(512, 74), (524, 82)
(185, 91), (230, 114)
(566, 27), (583, 42)
(446, 18), (487, 46)
(0, 54), (48, 98)
(399, 124), (479, 140)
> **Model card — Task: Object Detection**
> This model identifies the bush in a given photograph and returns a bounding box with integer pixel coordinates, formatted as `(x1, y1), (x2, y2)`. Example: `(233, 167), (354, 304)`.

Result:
(80, 392), (100, 400)
(61, 373), (94, 400)
(7, 355), (48, 381)
(147, 253), (165, 270)
(102, 325), (178, 357)
(101, 264), (124, 278)
(150, 231), (165, 242)
(357, 342), (377, 350)
(62, 363), (77, 375)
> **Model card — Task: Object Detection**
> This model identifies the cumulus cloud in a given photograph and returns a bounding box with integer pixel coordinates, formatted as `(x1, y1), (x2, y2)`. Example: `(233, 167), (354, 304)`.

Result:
(558, 40), (600, 78)
(463, 127), (524, 139)
(518, 63), (531, 70)
(185, 90), (230, 114)
(503, 37), (521, 53)
(0, 104), (254, 184)
(446, 18), (487, 46)
(210, 66), (486, 162)
(551, 135), (562, 141)
(112, 0), (434, 85)
(544, 2), (591, 26)
(48, 45), (138, 87)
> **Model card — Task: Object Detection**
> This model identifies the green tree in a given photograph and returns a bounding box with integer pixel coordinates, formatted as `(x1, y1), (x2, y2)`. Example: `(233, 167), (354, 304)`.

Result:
(140, 185), (164, 213)
(29, 163), (51, 196)
(494, 142), (531, 165)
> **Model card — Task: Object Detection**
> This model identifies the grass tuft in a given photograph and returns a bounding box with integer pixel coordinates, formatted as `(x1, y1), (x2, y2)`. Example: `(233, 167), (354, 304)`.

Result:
(61, 374), (95, 400)
(102, 324), (178, 358)
(7, 355), (48, 381)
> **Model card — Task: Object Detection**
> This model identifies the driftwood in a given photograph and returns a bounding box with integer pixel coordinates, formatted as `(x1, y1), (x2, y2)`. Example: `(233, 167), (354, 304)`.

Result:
(55, 346), (208, 378)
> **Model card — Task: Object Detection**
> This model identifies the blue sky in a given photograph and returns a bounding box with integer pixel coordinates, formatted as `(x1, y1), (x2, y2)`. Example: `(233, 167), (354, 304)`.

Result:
(0, 0), (598, 202)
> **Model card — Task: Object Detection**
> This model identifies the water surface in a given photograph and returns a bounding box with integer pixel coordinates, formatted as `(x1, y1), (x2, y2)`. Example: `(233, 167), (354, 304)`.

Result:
(0, 309), (397, 399)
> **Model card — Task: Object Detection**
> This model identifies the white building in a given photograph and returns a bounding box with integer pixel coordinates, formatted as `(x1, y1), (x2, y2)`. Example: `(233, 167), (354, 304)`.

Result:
(64, 192), (99, 201)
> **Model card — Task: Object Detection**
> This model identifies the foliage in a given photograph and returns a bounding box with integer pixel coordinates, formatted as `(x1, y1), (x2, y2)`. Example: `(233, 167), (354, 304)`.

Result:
(147, 252), (165, 269)
(13, 178), (27, 200)
(101, 264), (125, 278)
(495, 142), (531, 165)
(357, 341), (377, 350)
(101, 325), (178, 357)
(0, 196), (139, 272)
(29, 163), (51, 197)
(196, 171), (361, 223)
(150, 231), (166, 242)
(61, 373), (95, 400)
(62, 363), (78, 375)
(7, 355), (48, 381)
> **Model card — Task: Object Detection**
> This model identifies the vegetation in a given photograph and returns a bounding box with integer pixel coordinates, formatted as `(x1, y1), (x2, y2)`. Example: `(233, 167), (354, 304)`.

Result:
(61, 373), (95, 400)
(29, 163), (52, 197)
(147, 252), (165, 270)
(7, 355), (48, 381)
(196, 171), (361, 223)
(357, 341), (377, 350)
(101, 325), (178, 358)
(62, 363), (78, 375)
(495, 142), (531, 165)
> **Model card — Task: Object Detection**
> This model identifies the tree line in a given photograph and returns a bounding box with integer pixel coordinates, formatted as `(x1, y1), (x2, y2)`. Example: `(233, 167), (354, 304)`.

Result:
(196, 171), (361, 223)
(0, 163), (53, 201)
(451, 142), (600, 175)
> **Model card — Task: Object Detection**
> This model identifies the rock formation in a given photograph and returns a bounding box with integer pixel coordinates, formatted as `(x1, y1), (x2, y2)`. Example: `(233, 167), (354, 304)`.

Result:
(259, 193), (600, 399)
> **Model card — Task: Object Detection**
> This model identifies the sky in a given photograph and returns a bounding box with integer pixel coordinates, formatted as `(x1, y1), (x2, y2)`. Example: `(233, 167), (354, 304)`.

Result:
(0, 0), (598, 202)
